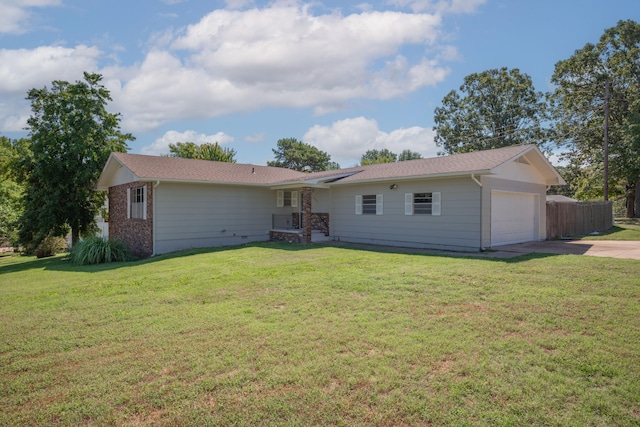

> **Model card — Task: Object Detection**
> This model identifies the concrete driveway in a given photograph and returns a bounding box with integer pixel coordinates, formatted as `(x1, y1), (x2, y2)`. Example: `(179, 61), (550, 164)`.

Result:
(494, 240), (640, 260)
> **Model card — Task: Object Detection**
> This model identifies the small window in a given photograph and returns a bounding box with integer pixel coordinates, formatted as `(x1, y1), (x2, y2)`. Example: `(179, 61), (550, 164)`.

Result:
(362, 195), (377, 214)
(413, 193), (433, 215)
(128, 186), (146, 220)
(405, 192), (440, 216)
(276, 190), (298, 208)
(356, 194), (383, 215)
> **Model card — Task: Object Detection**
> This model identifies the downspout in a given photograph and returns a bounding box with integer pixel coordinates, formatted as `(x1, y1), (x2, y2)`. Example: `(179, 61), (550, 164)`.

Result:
(470, 174), (486, 250)
(152, 180), (160, 256)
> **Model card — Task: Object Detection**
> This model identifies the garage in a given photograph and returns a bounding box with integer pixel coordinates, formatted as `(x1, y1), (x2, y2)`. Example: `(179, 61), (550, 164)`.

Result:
(491, 191), (538, 246)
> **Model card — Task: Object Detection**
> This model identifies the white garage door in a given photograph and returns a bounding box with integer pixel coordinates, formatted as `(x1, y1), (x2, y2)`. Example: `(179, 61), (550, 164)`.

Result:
(491, 191), (537, 246)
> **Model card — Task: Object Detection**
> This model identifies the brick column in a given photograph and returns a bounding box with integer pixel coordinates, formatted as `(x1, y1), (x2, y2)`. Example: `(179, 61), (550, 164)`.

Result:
(302, 187), (312, 243)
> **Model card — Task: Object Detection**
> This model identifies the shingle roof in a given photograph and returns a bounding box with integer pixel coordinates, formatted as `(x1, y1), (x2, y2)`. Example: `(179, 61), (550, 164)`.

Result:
(303, 144), (540, 184)
(110, 152), (306, 185)
(99, 144), (561, 188)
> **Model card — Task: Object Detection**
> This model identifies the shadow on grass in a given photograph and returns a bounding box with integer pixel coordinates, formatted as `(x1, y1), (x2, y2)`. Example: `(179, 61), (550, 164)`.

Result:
(0, 240), (557, 275)
(0, 242), (319, 275)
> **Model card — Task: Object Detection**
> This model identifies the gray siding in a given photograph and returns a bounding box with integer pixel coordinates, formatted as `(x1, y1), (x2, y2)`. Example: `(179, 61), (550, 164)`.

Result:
(480, 176), (548, 248)
(154, 183), (274, 254)
(330, 177), (482, 251)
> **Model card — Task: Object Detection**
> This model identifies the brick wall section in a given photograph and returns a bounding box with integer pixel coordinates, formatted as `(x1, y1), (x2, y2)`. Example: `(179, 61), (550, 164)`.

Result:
(292, 213), (330, 235)
(108, 182), (153, 259)
(269, 230), (302, 243)
(302, 187), (312, 243)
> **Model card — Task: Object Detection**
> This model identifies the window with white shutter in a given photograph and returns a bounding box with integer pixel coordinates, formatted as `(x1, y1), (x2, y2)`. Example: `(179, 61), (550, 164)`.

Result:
(405, 192), (441, 216)
(356, 194), (382, 215)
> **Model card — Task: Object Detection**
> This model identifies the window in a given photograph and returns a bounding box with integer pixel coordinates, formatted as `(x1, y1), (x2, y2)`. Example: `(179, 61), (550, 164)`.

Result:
(405, 192), (440, 216)
(128, 186), (146, 220)
(355, 194), (383, 215)
(276, 190), (298, 208)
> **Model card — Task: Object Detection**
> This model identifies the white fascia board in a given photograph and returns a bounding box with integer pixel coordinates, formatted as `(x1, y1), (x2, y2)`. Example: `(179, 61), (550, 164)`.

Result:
(328, 170), (494, 186)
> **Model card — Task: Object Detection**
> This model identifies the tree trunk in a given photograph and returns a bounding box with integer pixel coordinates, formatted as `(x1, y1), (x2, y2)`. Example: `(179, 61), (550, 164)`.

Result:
(626, 180), (638, 218)
(635, 179), (640, 218)
(71, 228), (80, 248)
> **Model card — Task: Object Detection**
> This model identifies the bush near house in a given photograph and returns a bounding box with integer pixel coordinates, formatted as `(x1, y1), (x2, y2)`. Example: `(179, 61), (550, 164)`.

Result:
(69, 236), (131, 265)
(33, 235), (67, 258)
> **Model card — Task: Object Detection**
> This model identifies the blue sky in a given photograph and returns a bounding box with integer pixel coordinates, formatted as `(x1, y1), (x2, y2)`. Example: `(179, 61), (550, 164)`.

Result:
(0, 0), (637, 167)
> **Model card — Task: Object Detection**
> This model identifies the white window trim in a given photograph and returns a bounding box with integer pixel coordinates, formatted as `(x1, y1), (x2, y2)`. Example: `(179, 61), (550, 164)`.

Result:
(277, 190), (298, 208)
(356, 194), (383, 215)
(129, 185), (147, 220)
(405, 192), (441, 216)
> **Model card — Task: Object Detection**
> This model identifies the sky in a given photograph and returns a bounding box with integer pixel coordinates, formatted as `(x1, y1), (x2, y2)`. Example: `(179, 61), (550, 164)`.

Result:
(0, 0), (638, 167)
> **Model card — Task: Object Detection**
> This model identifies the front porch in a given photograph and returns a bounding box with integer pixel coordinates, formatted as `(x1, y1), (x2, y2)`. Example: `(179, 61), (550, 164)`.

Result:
(270, 212), (331, 243)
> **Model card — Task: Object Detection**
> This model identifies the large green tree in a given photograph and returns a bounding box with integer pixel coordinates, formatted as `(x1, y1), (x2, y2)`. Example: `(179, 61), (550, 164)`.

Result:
(168, 141), (237, 163)
(0, 136), (30, 246)
(551, 20), (640, 216)
(360, 149), (397, 165)
(267, 138), (337, 172)
(18, 72), (134, 248)
(433, 67), (550, 155)
(398, 150), (422, 161)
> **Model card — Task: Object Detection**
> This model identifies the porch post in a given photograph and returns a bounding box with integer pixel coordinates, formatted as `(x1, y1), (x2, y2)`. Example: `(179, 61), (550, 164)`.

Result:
(302, 187), (312, 243)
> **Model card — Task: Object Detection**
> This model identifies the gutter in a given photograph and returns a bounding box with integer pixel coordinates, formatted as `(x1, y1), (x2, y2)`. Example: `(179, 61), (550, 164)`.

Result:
(471, 174), (482, 187)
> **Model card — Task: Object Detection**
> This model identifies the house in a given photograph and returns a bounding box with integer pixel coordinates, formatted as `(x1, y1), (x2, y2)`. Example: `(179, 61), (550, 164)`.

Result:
(96, 144), (565, 258)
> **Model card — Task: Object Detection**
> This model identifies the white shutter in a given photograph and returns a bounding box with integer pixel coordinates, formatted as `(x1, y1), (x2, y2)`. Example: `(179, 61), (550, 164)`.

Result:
(291, 191), (298, 208)
(276, 190), (284, 207)
(405, 193), (413, 215)
(355, 195), (362, 215)
(142, 186), (147, 220)
(376, 194), (383, 215)
(127, 188), (131, 219)
(432, 192), (441, 216)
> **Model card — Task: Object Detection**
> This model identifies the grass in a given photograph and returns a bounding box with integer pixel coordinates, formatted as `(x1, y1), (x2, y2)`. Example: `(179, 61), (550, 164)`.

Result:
(575, 223), (640, 241)
(1, 243), (639, 426)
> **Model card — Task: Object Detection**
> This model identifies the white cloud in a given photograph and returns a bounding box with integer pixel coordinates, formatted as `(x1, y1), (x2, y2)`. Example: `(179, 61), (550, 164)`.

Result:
(0, 2), (476, 134)
(141, 130), (235, 155)
(303, 117), (438, 166)
(0, 45), (101, 93)
(0, 0), (62, 34)
(0, 45), (101, 133)
(110, 3), (450, 132)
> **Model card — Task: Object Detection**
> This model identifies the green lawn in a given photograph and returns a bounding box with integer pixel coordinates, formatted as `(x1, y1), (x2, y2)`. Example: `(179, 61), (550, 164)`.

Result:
(1, 244), (639, 426)
(573, 223), (640, 241)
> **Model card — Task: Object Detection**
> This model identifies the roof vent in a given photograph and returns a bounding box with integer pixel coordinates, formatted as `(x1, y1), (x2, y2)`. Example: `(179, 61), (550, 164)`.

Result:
(251, 167), (255, 174)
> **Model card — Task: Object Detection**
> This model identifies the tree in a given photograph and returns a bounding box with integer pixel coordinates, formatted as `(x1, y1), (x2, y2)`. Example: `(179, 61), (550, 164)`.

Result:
(18, 72), (134, 248)
(267, 138), (336, 172)
(168, 141), (237, 163)
(433, 67), (550, 155)
(360, 149), (397, 165)
(0, 136), (29, 246)
(551, 20), (640, 216)
(398, 150), (422, 161)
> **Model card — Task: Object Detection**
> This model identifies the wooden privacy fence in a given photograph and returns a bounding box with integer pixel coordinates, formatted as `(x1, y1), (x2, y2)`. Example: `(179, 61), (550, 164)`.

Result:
(546, 201), (614, 239)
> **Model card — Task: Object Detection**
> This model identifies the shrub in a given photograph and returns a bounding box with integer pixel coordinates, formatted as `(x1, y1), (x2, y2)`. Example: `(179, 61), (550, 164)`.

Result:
(69, 237), (131, 265)
(34, 235), (68, 258)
